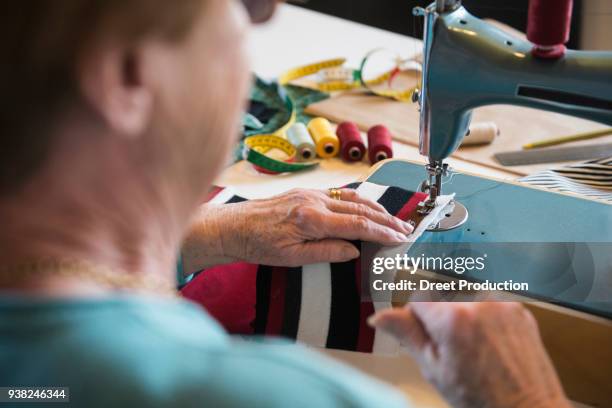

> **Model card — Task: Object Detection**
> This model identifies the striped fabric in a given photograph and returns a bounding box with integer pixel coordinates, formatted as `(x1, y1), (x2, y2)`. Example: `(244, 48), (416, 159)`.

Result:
(180, 182), (445, 355)
(520, 157), (612, 202)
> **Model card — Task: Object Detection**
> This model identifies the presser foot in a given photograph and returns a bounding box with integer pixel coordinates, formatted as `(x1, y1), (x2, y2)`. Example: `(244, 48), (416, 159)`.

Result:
(417, 196), (469, 231)
(418, 161), (468, 231)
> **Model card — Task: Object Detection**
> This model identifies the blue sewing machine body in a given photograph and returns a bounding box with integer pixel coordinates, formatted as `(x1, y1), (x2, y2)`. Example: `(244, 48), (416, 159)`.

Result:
(418, 5), (612, 161)
(366, 160), (612, 319)
(398, 1), (612, 317)
(411, 1), (612, 231)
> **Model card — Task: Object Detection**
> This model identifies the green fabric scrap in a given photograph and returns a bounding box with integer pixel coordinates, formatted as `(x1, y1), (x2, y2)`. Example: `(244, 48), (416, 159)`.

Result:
(234, 76), (329, 164)
(243, 113), (264, 130)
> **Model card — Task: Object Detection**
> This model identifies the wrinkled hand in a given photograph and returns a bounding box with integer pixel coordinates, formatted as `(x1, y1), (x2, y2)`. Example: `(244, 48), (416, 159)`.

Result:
(369, 302), (571, 408)
(183, 188), (413, 271)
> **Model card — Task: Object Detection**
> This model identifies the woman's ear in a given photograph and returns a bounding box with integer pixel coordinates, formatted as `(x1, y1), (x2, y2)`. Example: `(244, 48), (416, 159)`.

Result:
(78, 42), (153, 138)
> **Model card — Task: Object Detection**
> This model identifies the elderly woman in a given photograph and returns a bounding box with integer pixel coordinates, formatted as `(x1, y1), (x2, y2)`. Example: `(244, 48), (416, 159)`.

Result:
(0, 0), (570, 407)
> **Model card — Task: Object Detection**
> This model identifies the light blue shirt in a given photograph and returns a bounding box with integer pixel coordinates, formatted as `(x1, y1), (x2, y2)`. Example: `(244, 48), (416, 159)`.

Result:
(0, 296), (408, 407)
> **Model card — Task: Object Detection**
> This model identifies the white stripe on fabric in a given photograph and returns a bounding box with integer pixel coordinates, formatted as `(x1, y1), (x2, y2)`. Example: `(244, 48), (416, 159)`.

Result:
(296, 263), (332, 348)
(355, 181), (392, 202)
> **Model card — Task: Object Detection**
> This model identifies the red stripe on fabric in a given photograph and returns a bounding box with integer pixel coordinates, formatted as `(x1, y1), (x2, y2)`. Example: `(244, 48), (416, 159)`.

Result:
(204, 186), (225, 203)
(357, 302), (376, 353)
(395, 192), (428, 221)
(354, 259), (375, 353)
(180, 262), (258, 335)
(265, 267), (287, 336)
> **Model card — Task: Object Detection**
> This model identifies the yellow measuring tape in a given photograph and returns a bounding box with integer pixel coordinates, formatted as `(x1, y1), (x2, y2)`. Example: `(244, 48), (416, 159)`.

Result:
(278, 57), (418, 102)
(245, 134), (296, 154)
(279, 58), (347, 85)
(243, 134), (318, 173)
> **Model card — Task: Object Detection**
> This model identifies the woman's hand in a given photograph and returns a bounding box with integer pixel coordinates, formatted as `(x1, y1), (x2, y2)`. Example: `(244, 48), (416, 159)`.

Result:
(369, 302), (571, 408)
(182, 188), (414, 273)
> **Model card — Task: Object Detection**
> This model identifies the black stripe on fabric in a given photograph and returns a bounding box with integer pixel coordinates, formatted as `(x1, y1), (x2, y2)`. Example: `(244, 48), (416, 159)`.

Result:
(525, 178), (602, 188)
(253, 265), (273, 334)
(526, 177), (612, 188)
(555, 170), (612, 178)
(226, 195), (248, 203)
(559, 165), (612, 172)
(343, 182), (361, 190)
(540, 176), (612, 185)
(280, 267), (302, 340)
(587, 158), (612, 165)
(326, 249), (360, 351)
(555, 179), (612, 185)
(554, 170), (612, 178)
(377, 186), (414, 215)
(558, 164), (612, 171)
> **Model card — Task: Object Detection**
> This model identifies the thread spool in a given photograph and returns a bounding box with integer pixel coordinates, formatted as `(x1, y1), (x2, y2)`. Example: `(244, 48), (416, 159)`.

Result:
(336, 121), (366, 162)
(287, 123), (316, 161)
(461, 122), (499, 146)
(527, 0), (573, 58)
(367, 125), (394, 164)
(307, 117), (340, 158)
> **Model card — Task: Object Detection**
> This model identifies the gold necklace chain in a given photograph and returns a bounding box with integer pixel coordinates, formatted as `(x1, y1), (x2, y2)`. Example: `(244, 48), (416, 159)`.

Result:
(0, 258), (177, 296)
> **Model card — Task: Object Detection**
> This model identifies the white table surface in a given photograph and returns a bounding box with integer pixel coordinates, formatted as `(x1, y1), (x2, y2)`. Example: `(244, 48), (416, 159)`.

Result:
(215, 4), (518, 407)
(219, 5), (514, 199)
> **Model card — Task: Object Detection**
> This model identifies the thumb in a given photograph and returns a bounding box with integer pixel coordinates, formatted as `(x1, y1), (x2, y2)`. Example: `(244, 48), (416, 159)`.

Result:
(297, 239), (360, 264)
(368, 307), (430, 356)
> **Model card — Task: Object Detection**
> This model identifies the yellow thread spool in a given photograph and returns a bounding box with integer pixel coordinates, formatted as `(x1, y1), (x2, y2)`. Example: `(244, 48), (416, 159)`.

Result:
(307, 118), (340, 158)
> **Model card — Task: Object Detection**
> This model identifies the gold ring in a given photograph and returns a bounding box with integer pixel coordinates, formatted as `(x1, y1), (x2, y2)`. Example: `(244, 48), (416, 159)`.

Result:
(328, 188), (342, 200)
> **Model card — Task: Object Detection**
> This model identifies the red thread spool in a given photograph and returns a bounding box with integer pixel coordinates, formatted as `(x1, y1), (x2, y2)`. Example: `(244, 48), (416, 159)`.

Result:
(527, 0), (573, 58)
(367, 125), (393, 164)
(336, 122), (366, 162)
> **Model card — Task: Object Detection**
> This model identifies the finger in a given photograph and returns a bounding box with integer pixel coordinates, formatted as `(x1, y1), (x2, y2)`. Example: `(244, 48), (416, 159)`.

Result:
(410, 302), (448, 330)
(410, 302), (476, 343)
(334, 189), (389, 214)
(293, 239), (360, 265)
(327, 200), (414, 235)
(317, 212), (410, 245)
(367, 307), (430, 356)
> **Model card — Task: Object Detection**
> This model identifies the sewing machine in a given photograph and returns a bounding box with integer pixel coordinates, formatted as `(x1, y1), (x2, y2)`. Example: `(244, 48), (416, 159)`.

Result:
(410, 0), (612, 230)
(363, 4), (612, 402)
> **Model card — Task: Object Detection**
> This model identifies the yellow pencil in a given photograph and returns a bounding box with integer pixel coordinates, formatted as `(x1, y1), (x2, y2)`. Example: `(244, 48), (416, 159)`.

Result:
(523, 128), (612, 149)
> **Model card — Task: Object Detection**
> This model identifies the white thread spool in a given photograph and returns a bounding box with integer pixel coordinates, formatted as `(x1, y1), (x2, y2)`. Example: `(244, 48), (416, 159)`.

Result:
(287, 123), (316, 161)
(461, 122), (499, 146)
